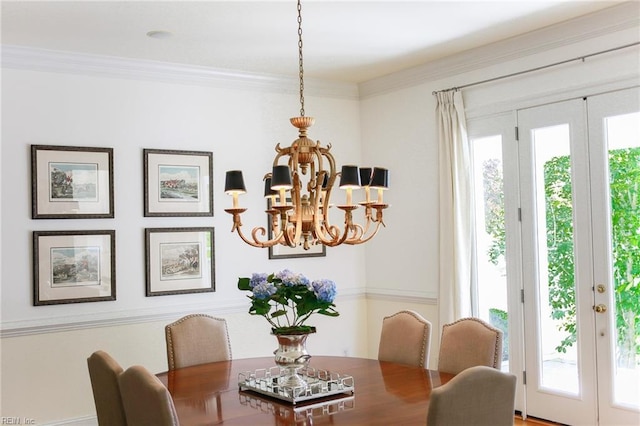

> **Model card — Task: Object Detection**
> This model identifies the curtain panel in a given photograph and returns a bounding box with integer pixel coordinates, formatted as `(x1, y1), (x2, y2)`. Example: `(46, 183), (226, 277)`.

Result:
(436, 90), (473, 327)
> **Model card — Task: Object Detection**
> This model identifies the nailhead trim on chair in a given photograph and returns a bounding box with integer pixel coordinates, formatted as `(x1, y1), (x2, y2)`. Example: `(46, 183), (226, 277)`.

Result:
(165, 313), (232, 370)
(383, 310), (430, 367)
(441, 317), (502, 368)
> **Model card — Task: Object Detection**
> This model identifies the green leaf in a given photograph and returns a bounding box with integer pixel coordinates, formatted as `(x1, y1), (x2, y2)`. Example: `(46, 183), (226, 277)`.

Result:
(238, 277), (252, 291)
(271, 309), (287, 318)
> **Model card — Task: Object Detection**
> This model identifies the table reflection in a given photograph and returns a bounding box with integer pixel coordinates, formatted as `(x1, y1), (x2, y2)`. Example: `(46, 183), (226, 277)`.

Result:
(381, 362), (447, 403)
(166, 363), (230, 424)
(239, 391), (355, 425)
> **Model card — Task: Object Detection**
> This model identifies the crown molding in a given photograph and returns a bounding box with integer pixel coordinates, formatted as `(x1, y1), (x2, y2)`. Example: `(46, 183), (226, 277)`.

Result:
(2, 3), (636, 102)
(0, 45), (359, 100)
(359, 2), (640, 98)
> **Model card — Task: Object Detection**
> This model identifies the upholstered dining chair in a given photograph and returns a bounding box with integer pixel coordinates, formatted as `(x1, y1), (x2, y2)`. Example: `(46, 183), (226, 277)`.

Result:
(86, 350), (128, 426)
(426, 365), (517, 426)
(437, 317), (503, 375)
(165, 314), (232, 370)
(378, 310), (432, 368)
(119, 365), (179, 426)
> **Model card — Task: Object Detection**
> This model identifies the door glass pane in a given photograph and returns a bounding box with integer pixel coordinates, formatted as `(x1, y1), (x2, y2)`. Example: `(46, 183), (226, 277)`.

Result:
(606, 112), (640, 408)
(471, 135), (509, 371)
(533, 124), (579, 395)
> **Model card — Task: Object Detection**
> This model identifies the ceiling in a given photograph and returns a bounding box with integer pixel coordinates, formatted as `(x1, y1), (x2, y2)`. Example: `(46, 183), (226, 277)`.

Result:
(0, 1), (624, 83)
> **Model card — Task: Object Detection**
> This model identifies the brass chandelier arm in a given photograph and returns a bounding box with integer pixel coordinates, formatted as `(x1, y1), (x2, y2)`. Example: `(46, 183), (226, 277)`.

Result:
(313, 208), (356, 247)
(346, 204), (388, 244)
(314, 224), (351, 247)
(352, 203), (379, 236)
(228, 218), (282, 248)
(344, 218), (385, 245)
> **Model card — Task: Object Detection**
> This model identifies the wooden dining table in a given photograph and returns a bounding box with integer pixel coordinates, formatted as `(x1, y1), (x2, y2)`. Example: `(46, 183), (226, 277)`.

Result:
(156, 356), (454, 425)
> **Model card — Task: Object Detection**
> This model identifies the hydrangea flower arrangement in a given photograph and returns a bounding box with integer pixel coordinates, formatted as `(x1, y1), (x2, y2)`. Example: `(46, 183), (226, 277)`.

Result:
(238, 269), (339, 335)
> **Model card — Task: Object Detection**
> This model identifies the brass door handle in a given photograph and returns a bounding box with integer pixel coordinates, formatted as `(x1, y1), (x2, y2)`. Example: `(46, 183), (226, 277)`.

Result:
(594, 304), (607, 313)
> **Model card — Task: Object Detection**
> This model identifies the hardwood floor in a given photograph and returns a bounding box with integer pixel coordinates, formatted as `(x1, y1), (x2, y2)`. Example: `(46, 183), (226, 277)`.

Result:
(514, 414), (567, 425)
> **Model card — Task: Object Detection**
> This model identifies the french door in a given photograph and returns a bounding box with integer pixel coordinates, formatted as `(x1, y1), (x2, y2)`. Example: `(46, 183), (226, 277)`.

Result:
(518, 88), (640, 425)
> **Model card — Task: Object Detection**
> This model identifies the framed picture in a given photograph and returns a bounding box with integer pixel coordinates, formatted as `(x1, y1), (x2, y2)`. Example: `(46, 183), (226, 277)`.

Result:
(267, 199), (326, 259)
(145, 227), (215, 296)
(144, 149), (213, 217)
(31, 145), (114, 219)
(33, 230), (116, 305)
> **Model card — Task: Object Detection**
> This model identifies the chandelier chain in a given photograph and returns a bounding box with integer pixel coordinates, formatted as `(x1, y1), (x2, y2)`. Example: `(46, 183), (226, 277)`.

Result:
(297, 0), (305, 117)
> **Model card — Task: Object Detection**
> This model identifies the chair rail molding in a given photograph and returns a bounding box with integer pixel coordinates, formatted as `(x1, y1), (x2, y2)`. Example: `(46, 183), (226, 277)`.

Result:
(366, 288), (437, 305)
(0, 288), (366, 338)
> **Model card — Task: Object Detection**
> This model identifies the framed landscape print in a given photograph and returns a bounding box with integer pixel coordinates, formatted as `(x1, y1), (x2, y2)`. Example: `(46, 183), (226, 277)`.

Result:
(145, 227), (215, 296)
(144, 149), (213, 217)
(267, 199), (326, 259)
(31, 145), (114, 219)
(33, 230), (116, 305)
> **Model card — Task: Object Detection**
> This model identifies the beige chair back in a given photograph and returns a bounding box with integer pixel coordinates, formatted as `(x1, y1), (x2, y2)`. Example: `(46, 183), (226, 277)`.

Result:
(378, 310), (432, 368)
(427, 365), (517, 426)
(438, 317), (503, 374)
(87, 350), (127, 426)
(119, 365), (179, 426)
(165, 314), (232, 370)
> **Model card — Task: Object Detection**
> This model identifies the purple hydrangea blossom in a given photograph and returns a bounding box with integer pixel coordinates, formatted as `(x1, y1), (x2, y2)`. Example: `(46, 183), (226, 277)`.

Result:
(249, 273), (268, 288)
(275, 269), (310, 287)
(311, 279), (337, 303)
(240, 269), (339, 331)
(252, 281), (277, 299)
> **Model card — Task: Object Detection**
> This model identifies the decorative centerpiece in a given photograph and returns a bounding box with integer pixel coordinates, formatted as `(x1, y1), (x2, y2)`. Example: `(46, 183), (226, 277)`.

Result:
(238, 269), (338, 387)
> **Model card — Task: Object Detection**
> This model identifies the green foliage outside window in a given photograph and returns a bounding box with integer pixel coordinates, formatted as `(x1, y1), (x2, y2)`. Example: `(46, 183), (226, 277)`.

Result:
(483, 147), (640, 366)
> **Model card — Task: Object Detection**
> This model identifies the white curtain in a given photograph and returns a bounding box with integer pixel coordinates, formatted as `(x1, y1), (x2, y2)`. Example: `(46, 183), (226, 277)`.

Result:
(436, 89), (473, 327)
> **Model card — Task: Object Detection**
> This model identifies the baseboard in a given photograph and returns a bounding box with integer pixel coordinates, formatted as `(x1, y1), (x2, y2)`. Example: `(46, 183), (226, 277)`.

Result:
(41, 416), (97, 426)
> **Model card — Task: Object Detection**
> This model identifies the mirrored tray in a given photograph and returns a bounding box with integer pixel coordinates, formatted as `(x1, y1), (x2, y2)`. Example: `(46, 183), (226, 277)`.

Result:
(238, 366), (355, 404)
(239, 391), (355, 422)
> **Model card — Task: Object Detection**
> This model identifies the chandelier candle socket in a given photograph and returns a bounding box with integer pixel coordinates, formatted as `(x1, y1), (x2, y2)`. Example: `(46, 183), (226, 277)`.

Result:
(224, 0), (389, 251)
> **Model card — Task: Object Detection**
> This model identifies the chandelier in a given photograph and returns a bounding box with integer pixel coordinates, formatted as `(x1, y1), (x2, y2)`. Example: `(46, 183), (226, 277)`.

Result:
(224, 0), (389, 250)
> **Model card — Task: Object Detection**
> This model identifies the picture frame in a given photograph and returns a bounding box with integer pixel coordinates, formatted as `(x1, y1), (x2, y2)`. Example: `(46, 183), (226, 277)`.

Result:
(31, 145), (114, 219)
(144, 149), (213, 217)
(145, 227), (215, 296)
(33, 230), (116, 305)
(267, 199), (326, 259)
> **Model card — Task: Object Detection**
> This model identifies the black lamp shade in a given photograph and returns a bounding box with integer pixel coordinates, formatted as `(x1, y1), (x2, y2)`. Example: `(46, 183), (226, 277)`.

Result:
(271, 165), (293, 190)
(224, 170), (246, 194)
(370, 167), (389, 189)
(264, 177), (277, 198)
(316, 172), (329, 189)
(359, 167), (372, 186)
(339, 165), (360, 189)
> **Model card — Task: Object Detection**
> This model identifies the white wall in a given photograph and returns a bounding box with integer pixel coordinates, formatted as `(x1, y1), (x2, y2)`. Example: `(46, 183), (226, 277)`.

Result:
(362, 4), (639, 301)
(0, 65), (368, 423)
(1, 68), (365, 326)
